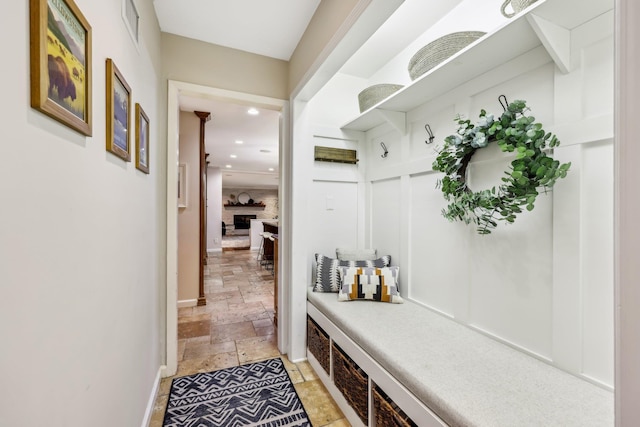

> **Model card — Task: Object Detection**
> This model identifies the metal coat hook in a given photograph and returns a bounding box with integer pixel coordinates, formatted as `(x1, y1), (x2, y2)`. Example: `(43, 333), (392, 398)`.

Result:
(380, 142), (389, 158)
(425, 124), (435, 144)
(498, 94), (509, 112)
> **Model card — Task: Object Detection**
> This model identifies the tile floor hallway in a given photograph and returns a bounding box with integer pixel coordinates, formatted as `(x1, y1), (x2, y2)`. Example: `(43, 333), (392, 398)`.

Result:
(149, 249), (349, 427)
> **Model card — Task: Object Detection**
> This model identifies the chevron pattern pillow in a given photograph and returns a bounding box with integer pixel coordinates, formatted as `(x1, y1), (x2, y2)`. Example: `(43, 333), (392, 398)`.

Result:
(338, 266), (403, 303)
(313, 254), (391, 292)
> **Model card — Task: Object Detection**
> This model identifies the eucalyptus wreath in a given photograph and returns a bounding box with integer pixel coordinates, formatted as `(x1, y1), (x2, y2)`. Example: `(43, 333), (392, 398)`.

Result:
(432, 99), (571, 234)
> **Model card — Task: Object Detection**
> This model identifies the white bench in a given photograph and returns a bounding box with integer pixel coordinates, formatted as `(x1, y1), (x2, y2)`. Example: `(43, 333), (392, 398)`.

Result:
(307, 287), (613, 426)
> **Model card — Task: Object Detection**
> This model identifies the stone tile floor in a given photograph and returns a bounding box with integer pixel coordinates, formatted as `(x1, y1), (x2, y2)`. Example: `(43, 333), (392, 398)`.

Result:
(149, 250), (348, 427)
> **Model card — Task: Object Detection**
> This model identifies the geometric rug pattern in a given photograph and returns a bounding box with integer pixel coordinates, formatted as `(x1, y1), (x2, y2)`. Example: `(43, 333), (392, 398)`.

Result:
(163, 358), (311, 427)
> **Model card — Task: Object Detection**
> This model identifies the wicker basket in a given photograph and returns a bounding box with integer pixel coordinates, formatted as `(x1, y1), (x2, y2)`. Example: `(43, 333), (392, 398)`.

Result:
(374, 385), (417, 427)
(307, 316), (330, 375)
(358, 84), (404, 113)
(408, 31), (486, 81)
(332, 342), (368, 424)
(501, 0), (538, 17)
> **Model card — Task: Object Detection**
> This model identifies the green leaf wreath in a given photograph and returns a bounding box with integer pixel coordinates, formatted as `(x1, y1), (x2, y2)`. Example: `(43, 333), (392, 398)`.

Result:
(432, 99), (571, 235)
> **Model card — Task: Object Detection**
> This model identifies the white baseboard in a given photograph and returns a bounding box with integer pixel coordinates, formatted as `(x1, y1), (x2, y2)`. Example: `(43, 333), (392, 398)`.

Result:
(141, 367), (162, 427)
(207, 248), (222, 254)
(177, 299), (197, 308)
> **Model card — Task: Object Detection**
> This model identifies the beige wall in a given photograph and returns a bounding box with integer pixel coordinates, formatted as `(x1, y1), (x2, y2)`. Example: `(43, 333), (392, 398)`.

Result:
(178, 112), (204, 301)
(0, 0), (165, 425)
(288, 0), (362, 94)
(161, 1), (367, 101)
(162, 33), (289, 100)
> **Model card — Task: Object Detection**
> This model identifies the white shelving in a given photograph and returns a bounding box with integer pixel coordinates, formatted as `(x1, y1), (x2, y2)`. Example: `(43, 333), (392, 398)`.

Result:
(340, 0), (612, 133)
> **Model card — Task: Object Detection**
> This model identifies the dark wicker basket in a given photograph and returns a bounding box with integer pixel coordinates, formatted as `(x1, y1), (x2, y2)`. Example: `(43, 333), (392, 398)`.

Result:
(332, 342), (368, 424)
(307, 316), (330, 374)
(374, 385), (418, 427)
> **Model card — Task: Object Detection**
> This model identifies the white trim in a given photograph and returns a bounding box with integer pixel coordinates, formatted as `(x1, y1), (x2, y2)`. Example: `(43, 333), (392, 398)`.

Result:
(207, 248), (222, 254)
(165, 80), (288, 377)
(165, 80), (180, 377)
(141, 367), (162, 427)
(177, 299), (197, 308)
(615, 0), (640, 424)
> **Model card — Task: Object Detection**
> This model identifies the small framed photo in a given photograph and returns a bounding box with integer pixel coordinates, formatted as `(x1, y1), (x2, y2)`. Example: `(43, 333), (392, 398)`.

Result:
(106, 58), (131, 161)
(178, 164), (187, 208)
(135, 103), (150, 174)
(30, 0), (92, 136)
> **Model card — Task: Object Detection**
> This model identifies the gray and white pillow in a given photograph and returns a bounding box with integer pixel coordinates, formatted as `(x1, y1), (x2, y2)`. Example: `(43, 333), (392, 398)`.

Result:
(313, 254), (391, 292)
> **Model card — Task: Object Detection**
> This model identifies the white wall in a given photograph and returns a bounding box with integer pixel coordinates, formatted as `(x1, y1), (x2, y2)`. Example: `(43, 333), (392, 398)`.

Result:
(207, 167), (223, 252)
(299, 0), (615, 390)
(615, 0), (640, 422)
(365, 14), (614, 387)
(0, 0), (165, 426)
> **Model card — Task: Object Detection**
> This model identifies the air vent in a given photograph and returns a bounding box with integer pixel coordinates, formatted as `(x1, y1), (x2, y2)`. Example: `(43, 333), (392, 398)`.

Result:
(123, 0), (140, 44)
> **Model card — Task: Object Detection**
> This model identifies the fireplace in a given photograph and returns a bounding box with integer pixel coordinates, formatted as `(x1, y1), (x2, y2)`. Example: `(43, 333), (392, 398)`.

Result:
(233, 214), (256, 230)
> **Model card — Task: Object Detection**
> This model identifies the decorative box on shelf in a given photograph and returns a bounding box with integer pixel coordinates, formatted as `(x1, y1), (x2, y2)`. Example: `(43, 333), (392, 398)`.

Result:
(224, 203), (266, 208)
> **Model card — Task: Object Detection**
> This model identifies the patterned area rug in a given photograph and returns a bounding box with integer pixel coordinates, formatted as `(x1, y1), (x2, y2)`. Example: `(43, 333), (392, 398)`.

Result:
(163, 358), (311, 427)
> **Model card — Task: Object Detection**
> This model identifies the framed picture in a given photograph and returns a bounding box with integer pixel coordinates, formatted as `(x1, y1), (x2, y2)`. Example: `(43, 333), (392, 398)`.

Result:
(106, 58), (131, 161)
(30, 0), (92, 136)
(135, 103), (150, 174)
(178, 164), (187, 208)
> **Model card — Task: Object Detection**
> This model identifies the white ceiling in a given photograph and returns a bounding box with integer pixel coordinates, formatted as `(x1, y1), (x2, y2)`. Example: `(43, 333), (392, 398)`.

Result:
(179, 96), (281, 189)
(153, 0), (321, 61)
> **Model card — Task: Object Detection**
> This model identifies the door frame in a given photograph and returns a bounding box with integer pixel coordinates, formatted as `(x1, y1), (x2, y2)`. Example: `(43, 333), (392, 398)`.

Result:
(164, 80), (289, 376)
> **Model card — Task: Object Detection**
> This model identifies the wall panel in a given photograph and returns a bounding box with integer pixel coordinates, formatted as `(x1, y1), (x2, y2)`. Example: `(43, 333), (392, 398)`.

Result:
(581, 140), (614, 385)
(466, 143), (554, 358)
(309, 180), (360, 258)
(409, 172), (468, 316)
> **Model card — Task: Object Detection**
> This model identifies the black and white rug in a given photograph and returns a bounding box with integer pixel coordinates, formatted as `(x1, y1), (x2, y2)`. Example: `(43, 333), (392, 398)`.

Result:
(163, 358), (311, 427)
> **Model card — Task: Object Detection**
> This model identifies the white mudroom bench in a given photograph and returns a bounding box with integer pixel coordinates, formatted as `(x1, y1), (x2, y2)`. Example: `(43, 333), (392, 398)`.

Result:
(306, 287), (613, 427)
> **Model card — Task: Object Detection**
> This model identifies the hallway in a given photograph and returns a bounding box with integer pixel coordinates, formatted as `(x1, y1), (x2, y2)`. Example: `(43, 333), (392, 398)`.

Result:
(149, 250), (348, 426)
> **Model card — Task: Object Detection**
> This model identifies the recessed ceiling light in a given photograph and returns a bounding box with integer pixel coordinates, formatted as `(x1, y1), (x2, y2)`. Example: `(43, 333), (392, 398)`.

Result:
(235, 140), (243, 144)
(260, 149), (271, 153)
(225, 165), (232, 168)
(247, 108), (259, 115)
(268, 168), (274, 172)
(230, 154), (237, 158)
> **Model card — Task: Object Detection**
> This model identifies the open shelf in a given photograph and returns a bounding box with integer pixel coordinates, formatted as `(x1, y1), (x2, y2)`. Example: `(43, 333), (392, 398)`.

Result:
(224, 204), (266, 208)
(340, 0), (612, 133)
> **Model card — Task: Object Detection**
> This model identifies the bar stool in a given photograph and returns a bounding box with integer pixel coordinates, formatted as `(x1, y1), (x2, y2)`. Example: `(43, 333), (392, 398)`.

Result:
(265, 234), (276, 273)
(256, 231), (273, 266)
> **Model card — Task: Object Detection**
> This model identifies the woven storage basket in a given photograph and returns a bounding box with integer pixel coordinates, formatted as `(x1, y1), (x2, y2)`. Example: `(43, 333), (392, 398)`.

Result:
(374, 385), (417, 427)
(332, 342), (368, 424)
(358, 84), (404, 113)
(307, 316), (330, 375)
(408, 31), (486, 81)
(501, 0), (538, 17)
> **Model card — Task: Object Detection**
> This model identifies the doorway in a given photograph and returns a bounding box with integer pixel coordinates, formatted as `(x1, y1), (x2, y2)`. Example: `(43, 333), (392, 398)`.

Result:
(165, 81), (289, 376)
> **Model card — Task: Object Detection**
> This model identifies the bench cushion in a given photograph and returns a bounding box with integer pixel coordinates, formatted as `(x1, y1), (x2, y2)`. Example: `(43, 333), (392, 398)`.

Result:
(307, 288), (613, 426)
